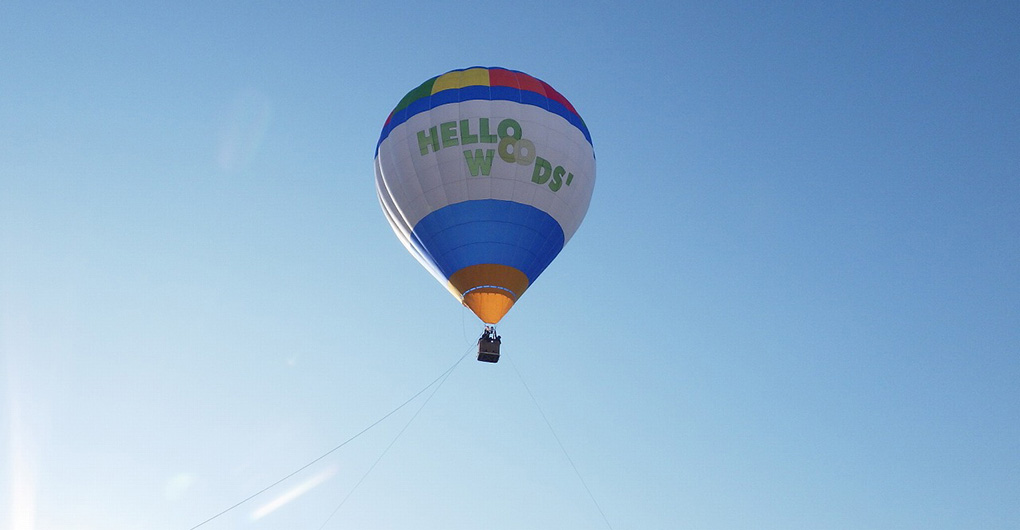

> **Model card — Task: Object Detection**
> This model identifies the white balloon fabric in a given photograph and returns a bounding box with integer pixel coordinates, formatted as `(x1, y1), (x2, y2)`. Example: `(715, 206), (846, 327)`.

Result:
(375, 67), (595, 324)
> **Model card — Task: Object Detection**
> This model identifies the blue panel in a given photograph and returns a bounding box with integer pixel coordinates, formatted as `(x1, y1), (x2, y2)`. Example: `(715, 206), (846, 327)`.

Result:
(519, 89), (550, 111)
(457, 85), (491, 102)
(489, 85), (522, 103)
(406, 97), (431, 118)
(412, 200), (565, 282)
(429, 88), (459, 107)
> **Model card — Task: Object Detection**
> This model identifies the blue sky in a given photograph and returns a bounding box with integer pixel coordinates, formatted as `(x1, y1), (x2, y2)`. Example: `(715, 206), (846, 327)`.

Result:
(2, 1), (1018, 529)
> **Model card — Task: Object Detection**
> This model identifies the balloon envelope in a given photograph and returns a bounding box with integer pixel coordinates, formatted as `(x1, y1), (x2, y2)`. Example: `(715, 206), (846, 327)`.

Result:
(375, 67), (595, 324)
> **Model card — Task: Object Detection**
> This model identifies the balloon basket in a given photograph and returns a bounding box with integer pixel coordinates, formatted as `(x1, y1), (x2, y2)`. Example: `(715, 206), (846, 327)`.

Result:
(477, 326), (501, 363)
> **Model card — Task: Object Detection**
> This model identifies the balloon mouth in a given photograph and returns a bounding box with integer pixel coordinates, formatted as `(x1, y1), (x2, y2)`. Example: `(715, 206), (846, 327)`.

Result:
(463, 284), (516, 297)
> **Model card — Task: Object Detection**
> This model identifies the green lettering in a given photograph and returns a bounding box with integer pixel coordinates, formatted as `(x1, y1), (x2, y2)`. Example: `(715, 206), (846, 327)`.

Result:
(498, 136), (517, 163)
(478, 118), (497, 143)
(459, 120), (478, 145)
(463, 149), (495, 176)
(497, 118), (522, 140)
(550, 165), (565, 191)
(566, 172), (574, 186)
(514, 139), (535, 165)
(417, 127), (440, 155)
(531, 156), (552, 184)
(440, 121), (458, 148)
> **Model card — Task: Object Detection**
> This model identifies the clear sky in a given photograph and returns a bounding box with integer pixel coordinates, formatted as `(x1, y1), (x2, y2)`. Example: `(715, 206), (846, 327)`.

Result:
(2, 1), (1018, 529)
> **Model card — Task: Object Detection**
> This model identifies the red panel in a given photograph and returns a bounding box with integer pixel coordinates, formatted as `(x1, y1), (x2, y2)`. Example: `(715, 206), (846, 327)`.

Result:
(491, 68), (544, 95)
(513, 71), (546, 95)
(540, 81), (576, 115)
(488, 67), (519, 88)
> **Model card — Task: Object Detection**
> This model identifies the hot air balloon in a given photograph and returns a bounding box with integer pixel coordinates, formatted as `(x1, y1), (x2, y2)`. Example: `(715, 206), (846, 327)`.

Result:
(375, 67), (595, 361)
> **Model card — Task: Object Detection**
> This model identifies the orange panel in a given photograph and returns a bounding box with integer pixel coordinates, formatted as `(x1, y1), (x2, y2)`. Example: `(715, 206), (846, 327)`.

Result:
(462, 288), (515, 324)
(448, 264), (531, 324)
(448, 264), (529, 297)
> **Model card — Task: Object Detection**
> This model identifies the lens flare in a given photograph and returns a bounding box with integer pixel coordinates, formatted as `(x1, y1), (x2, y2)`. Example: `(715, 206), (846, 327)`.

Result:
(6, 374), (37, 530)
(251, 465), (336, 520)
(217, 89), (272, 172)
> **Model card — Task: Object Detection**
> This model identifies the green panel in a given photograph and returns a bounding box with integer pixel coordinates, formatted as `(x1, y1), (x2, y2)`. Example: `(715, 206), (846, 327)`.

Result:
(393, 76), (437, 114)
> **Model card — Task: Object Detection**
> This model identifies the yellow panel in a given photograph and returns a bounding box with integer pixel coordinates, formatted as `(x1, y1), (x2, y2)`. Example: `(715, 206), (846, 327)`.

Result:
(431, 68), (490, 93)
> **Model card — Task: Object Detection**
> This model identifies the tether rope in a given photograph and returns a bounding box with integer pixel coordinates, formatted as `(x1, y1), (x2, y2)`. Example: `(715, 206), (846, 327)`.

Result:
(188, 347), (472, 529)
(508, 357), (615, 530)
(316, 346), (466, 529)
